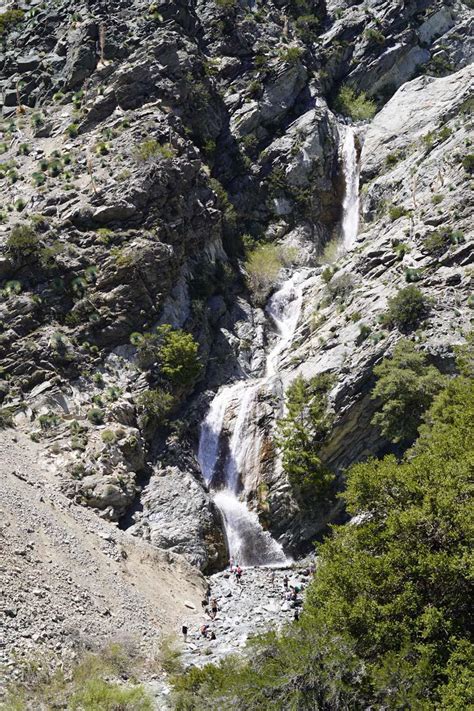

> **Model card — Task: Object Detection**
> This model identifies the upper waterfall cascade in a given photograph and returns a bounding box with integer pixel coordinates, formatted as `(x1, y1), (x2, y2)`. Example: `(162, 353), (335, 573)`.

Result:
(341, 126), (360, 251)
(198, 271), (311, 566)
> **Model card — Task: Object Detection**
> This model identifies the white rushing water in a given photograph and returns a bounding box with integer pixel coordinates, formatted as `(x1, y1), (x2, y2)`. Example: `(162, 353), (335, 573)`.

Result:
(340, 126), (360, 251)
(198, 272), (310, 566)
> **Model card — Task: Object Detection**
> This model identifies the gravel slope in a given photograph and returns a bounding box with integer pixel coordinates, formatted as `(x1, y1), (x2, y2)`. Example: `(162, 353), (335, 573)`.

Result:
(0, 428), (206, 688)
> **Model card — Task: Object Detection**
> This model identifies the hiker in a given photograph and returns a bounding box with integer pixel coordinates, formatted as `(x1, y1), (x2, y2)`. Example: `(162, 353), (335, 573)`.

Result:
(182, 624), (188, 643)
(229, 556), (235, 571)
(294, 609), (300, 622)
(210, 597), (218, 620)
(283, 574), (289, 590)
(235, 565), (242, 583)
(209, 630), (216, 640)
(200, 624), (209, 638)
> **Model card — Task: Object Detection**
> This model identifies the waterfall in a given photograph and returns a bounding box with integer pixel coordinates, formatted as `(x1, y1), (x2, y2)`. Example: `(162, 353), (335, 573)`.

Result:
(198, 271), (310, 567)
(340, 126), (360, 251)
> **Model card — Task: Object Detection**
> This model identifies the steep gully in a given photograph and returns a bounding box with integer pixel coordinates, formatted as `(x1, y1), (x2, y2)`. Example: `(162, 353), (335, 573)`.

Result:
(197, 125), (360, 567)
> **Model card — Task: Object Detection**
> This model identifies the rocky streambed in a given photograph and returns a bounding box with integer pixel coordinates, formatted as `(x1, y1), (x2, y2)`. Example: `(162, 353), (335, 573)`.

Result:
(180, 563), (314, 668)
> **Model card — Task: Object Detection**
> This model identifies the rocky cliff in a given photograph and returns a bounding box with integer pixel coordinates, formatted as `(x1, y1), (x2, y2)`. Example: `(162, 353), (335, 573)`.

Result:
(0, 0), (472, 605)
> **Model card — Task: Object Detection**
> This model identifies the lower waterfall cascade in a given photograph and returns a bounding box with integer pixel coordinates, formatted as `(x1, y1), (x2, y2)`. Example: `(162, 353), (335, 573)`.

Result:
(198, 129), (363, 568)
(197, 271), (313, 566)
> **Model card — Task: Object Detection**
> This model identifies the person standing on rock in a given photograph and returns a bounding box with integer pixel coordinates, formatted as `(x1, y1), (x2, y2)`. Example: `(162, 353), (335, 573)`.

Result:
(182, 623), (188, 643)
(283, 574), (289, 591)
(210, 597), (218, 620)
(235, 565), (243, 584)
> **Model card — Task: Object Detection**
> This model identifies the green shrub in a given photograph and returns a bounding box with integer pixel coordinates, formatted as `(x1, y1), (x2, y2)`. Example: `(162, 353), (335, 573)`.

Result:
(423, 226), (464, 254)
(15, 198), (26, 212)
(69, 678), (152, 710)
(364, 27), (385, 44)
(404, 267), (422, 283)
(134, 139), (175, 161)
(245, 243), (284, 299)
(215, 0), (237, 10)
(87, 407), (104, 425)
(6, 224), (38, 258)
(0, 9), (24, 36)
(105, 386), (122, 402)
(356, 323), (371, 344)
(431, 193), (443, 205)
(461, 153), (474, 173)
(385, 151), (401, 167)
(278, 46), (304, 63)
(394, 242), (410, 260)
(66, 123), (79, 138)
(156, 324), (202, 389)
(382, 285), (429, 331)
(101, 429), (117, 444)
(276, 373), (335, 507)
(334, 85), (377, 121)
(137, 388), (174, 424)
(31, 113), (45, 130)
(32, 171), (46, 186)
(388, 204), (410, 221)
(371, 339), (446, 443)
(294, 14), (320, 41)
(38, 412), (60, 430)
(0, 407), (14, 428)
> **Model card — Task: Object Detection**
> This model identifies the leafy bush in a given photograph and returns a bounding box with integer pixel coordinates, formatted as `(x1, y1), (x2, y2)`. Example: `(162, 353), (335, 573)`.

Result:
(215, 0), (237, 9)
(371, 339), (446, 443)
(0, 407), (14, 429)
(278, 46), (304, 63)
(461, 153), (474, 173)
(101, 429), (117, 444)
(382, 285), (429, 331)
(69, 678), (152, 710)
(388, 204), (410, 221)
(134, 139), (175, 161)
(423, 226), (464, 255)
(38, 412), (60, 430)
(334, 85), (377, 121)
(6, 224), (39, 259)
(276, 374), (335, 507)
(130, 325), (201, 390)
(171, 370), (474, 710)
(364, 27), (385, 44)
(137, 388), (174, 424)
(87, 407), (104, 425)
(245, 243), (288, 300)
(66, 123), (78, 138)
(156, 324), (202, 389)
(0, 9), (24, 36)
(294, 13), (320, 41)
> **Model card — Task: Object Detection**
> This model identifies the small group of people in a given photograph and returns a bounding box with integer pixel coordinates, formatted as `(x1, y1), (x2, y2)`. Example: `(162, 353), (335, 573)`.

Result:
(181, 620), (218, 643)
(282, 573), (303, 619)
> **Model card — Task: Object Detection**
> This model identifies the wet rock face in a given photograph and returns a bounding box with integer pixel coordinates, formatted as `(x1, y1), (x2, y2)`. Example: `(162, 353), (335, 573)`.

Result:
(128, 462), (228, 574)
